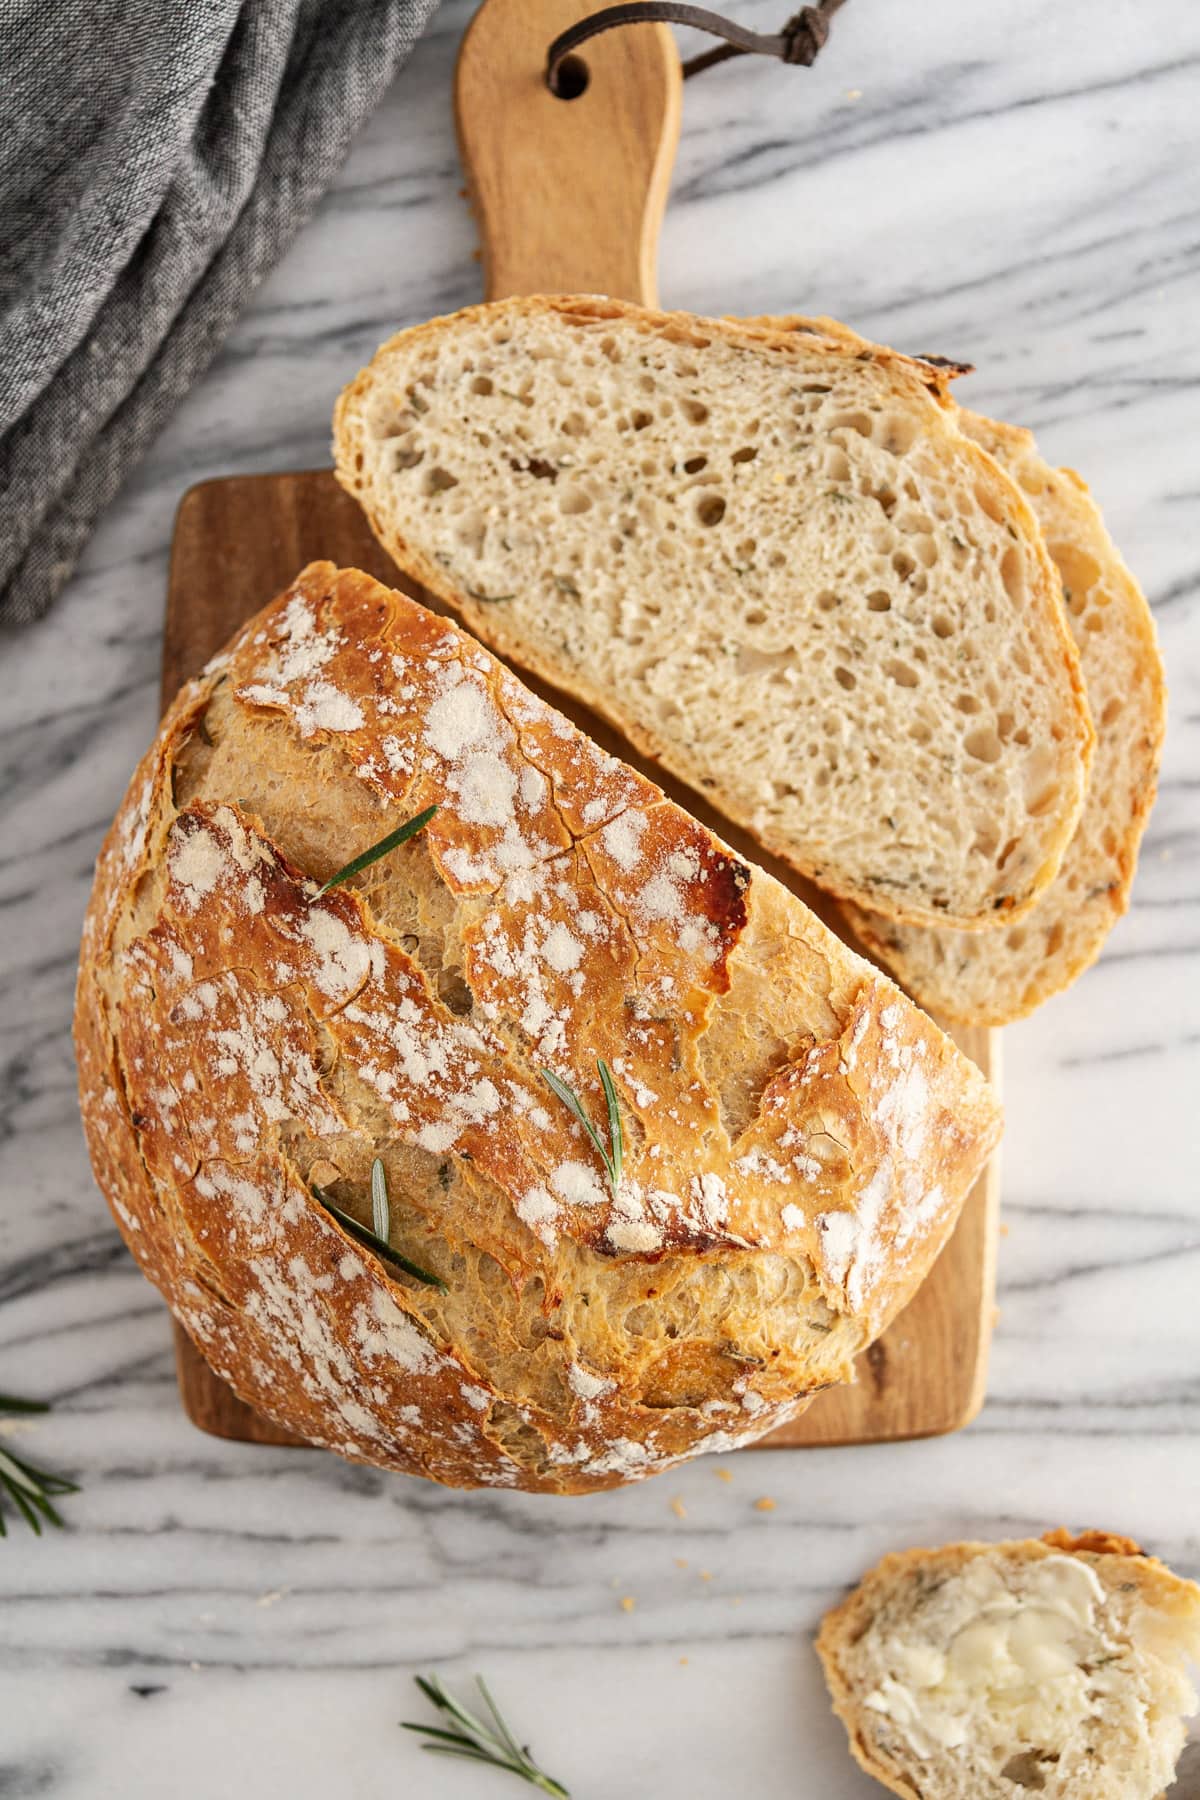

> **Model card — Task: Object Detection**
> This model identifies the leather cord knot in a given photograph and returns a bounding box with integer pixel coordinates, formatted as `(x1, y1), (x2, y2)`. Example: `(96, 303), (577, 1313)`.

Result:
(781, 6), (829, 65)
(545, 2), (847, 94)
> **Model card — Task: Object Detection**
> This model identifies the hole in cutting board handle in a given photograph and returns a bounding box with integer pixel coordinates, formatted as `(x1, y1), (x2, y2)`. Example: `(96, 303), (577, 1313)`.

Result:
(548, 52), (590, 98)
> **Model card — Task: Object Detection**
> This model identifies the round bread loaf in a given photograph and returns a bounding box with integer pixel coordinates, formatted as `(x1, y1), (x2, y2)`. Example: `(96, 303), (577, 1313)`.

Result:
(75, 564), (1000, 1493)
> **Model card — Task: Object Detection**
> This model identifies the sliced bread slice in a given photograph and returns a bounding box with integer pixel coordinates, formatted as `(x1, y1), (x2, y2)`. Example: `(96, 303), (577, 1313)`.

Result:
(843, 410), (1166, 1023)
(741, 313), (1165, 1023)
(334, 296), (1093, 931)
(817, 1529), (1200, 1800)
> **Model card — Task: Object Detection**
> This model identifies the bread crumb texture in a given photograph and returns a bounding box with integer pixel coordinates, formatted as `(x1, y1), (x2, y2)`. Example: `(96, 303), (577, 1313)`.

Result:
(844, 407), (1165, 1025)
(817, 1530), (1200, 1799)
(76, 565), (999, 1493)
(334, 296), (1093, 930)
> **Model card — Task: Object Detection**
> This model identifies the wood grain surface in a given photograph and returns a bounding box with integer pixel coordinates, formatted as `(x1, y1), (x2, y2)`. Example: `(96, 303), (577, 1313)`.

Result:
(456, 0), (681, 305)
(164, 470), (1001, 1451)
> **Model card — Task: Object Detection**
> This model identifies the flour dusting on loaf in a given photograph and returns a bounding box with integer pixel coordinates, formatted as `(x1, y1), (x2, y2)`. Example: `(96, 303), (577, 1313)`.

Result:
(76, 564), (1000, 1493)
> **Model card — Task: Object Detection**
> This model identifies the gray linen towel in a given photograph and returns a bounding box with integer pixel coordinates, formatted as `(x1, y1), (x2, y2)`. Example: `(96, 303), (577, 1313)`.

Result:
(0, 0), (439, 628)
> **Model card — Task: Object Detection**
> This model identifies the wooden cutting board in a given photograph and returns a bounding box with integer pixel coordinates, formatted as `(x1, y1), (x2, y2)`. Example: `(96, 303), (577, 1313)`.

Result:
(164, 0), (1001, 1453)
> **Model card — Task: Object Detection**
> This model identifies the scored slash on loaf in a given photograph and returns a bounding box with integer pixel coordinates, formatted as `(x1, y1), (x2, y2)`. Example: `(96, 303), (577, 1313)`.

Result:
(76, 564), (1000, 1493)
(334, 295), (1095, 933)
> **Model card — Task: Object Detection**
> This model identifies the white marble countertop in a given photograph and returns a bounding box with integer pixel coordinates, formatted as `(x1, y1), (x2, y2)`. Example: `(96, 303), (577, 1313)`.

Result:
(3, 2), (1199, 1794)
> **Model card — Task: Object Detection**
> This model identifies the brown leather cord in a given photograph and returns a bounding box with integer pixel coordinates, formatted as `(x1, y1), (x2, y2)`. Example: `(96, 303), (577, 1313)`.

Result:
(546, 2), (847, 93)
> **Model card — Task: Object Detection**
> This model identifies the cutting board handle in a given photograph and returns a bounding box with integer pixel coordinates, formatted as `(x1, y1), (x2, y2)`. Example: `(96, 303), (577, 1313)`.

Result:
(455, 0), (682, 305)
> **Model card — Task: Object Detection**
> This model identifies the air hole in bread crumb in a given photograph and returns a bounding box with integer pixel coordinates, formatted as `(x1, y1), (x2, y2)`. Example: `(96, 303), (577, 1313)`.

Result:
(866, 591), (891, 613)
(1000, 545), (1026, 604)
(999, 1749), (1050, 1789)
(956, 693), (980, 714)
(1101, 696), (1123, 726)
(471, 375), (493, 396)
(828, 410), (872, 438)
(909, 721), (932, 745)
(885, 659), (919, 689)
(562, 412), (588, 437)
(931, 612), (954, 638)
(744, 608), (766, 626)
(426, 466), (458, 495)
(964, 726), (1003, 764)
(1026, 781), (1060, 816)
(1006, 927), (1028, 950)
(697, 494), (726, 527)
(680, 398), (709, 425)
(892, 550), (916, 581)
(683, 455), (708, 475)
(737, 538), (757, 560)
(834, 666), (856, 691)
(816, 591), (838, 613)
(631, 409), (653, 430)
(1044, 921), (1065, 956)
(879, 413), (919, 456)
(974, 482), (1006, 525)
(731, 445), (757, 465)
(560, 488), (593, 516)
(394, 446), (423, 471)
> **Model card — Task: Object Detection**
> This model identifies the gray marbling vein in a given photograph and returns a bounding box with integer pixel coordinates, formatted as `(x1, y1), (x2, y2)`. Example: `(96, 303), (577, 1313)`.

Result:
(1, 1), (1198, 1794)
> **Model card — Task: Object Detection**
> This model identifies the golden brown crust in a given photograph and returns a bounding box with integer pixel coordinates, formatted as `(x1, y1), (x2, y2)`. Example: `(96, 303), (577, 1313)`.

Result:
(333, 294), (1094, 934)
(76, 564), (1000, 1493)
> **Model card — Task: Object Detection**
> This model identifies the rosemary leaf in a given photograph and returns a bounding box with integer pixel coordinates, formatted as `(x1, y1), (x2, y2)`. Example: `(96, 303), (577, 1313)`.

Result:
(403, 1673), (570, 1797)
(596, 1061), (623, 1195)
(316, 804), (438, 896)
(0, 1393), (79, 1540)
(312, 1188), (446, 1293)
(540, 1059), (624, 1199)
(371, 1157), (390, 1244)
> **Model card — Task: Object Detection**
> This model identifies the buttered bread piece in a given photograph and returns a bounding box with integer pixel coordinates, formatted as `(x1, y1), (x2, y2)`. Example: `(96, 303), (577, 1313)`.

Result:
(75, 563), (999, 1495)
(817, 1530), (1200, 1798)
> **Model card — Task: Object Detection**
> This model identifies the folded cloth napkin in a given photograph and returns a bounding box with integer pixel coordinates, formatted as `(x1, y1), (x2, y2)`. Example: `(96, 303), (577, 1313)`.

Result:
(0, 0), (438, 629)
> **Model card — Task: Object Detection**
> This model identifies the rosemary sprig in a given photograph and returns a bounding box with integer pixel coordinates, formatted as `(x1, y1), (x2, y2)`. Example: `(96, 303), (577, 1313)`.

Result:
(0, 1393), (79, 1538)
(311, 1167), (447, 1292)
(541, 1058), (624, 1198)
(403, 1673), (570, 1796)
(316, 803), (438, 896)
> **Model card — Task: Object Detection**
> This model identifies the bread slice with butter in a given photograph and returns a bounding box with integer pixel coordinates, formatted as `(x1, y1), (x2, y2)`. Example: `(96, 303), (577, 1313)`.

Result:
(817, 1529), (1200, 1799)
(334, 296), (1094, 933)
